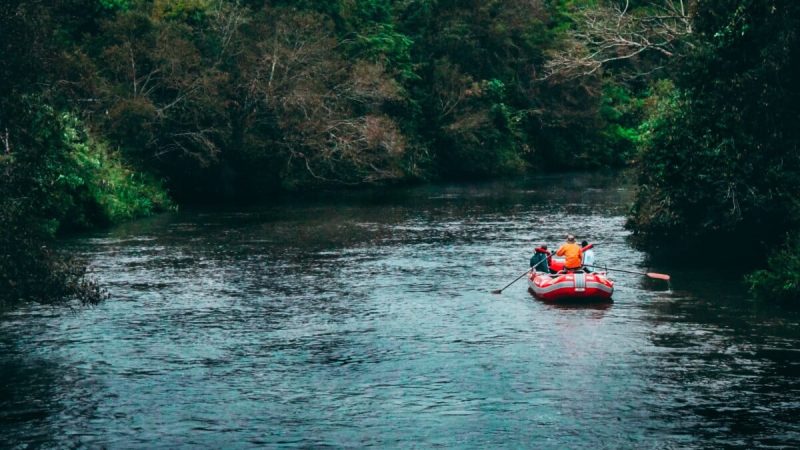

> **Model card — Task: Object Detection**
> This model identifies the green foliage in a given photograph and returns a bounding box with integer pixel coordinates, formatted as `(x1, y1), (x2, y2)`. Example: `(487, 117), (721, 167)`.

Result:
(599, 84), (644, 151)
(627, 80), (689, 240)
(98, 0), (130, 11)
(438, 108), (527, 178)
(0, 99), (107, 306)
(153, 0), (211, 23)
(10, 0), (800, 306)
(401, 1), (556, 176)
(485, 79), (506, 103)
(4, 101), (172, 231)
(58, 112), (173, 226)
(339, 0), (419, 85)
(0, 206), (104, 306)
(352, 23), (416, 80)
(628, 0), (800, 255)
(747, 239), (800, 302)
(39, 0), (648, 194)
(5, 0), (670, 201)
(544, 82), (646, 169)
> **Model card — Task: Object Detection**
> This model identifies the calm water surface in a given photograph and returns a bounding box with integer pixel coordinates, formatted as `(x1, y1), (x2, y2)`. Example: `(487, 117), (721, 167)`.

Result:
(2, 173), (800, 448)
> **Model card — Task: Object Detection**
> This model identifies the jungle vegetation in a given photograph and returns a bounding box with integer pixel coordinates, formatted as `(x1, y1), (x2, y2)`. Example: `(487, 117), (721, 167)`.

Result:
(1, 0), (797, 304)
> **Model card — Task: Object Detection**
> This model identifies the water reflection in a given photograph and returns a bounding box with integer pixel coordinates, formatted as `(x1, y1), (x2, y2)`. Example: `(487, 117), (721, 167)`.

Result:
(0, 354), (60, 448)
(540, 299), (613, 314)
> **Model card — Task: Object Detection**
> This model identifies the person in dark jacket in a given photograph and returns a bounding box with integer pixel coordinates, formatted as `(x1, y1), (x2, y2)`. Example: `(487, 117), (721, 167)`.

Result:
(530, 245), (551, 272)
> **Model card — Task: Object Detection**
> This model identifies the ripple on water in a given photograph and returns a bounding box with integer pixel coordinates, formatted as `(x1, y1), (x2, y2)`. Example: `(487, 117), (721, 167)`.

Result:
(3, 174), (800, 448)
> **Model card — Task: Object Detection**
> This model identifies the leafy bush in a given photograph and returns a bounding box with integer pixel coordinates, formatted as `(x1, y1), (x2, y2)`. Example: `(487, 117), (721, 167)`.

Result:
(0, 100), (105, 305)
(436, 78), (528, 178)
(597, 84), (644, 166)
(747, 239), (800, 302)
(0, 98), (171, 305)
(57, 112), (173, 227)
(0, 197), (104, 307)
(98, 0), (130, 11)
(628, 1), (800, 254)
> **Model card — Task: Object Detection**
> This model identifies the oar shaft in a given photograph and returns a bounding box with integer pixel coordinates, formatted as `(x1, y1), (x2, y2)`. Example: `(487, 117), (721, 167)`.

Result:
(496, 269), (531, 292)
(494, 258), (547, 294)
(585, 265), (670, 280)
(585, 265), (644, 276)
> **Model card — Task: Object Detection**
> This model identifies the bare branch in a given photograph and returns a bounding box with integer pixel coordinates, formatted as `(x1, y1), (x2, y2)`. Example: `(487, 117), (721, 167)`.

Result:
(543, 0), (694, 81)
(1, 128), (10, 154)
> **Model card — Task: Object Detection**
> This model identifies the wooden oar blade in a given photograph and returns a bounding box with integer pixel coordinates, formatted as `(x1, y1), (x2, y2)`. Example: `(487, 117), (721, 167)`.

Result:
(491, 289), (503, 294)
(646, 272), (670, 281)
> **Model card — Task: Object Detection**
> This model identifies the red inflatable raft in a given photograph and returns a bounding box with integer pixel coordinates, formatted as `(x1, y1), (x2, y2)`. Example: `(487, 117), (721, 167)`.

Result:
(528, 270), (614, 301)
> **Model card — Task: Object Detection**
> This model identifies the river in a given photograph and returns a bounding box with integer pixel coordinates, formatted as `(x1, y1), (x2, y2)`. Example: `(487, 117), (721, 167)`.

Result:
(2, 172), (799, 448)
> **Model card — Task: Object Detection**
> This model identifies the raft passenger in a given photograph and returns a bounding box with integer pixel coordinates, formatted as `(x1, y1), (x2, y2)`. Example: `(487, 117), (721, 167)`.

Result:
(556, 234), (582, 272)
(530, 245), (551, 272)
(581, 240), (595, 272)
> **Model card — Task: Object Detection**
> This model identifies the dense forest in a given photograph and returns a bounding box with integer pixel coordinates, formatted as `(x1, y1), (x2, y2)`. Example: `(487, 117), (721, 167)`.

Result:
(1, 0), (798, 304)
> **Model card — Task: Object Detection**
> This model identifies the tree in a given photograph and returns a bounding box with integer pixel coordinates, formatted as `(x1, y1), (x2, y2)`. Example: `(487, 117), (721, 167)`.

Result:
(0, 99), (104, 306)
(238, 8), (409, 187)
(543, 0), (694, 81)
(0, 1), (168, 305)
(628, 0), (800, 258)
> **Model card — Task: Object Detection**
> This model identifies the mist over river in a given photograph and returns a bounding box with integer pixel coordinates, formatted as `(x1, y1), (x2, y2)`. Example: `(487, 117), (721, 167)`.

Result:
(2, 173), (799, 448)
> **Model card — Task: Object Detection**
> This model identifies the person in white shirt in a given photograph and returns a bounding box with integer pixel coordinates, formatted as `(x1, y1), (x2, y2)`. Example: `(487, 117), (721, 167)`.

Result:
(581, 240), (595, 272)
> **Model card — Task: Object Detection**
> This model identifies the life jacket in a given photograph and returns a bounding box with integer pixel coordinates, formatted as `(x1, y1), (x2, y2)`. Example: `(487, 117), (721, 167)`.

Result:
(556, 242), (582, 269)
(530, 252), (548, 270)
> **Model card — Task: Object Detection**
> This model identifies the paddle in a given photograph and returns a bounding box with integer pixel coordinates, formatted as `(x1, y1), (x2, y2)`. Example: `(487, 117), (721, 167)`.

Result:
(492, 258), (548, 294)
(585, 265), (670, 281)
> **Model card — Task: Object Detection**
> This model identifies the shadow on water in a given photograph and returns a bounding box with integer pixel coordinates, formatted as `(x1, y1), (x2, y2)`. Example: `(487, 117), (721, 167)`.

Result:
(526, 289), (614, 313)
(541, 300), (613, 312)
(0, 313), (107, 449)
(0, 353), (59, 448)
(635, 265), (800, 447)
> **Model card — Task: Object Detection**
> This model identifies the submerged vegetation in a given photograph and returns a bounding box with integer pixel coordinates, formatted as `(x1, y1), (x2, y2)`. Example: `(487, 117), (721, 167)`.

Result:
(1, 0), (798, 302)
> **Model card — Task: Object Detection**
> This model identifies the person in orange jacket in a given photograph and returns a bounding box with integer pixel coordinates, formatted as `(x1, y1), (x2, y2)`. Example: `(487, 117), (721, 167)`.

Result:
(555, 234), (582, 271)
